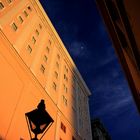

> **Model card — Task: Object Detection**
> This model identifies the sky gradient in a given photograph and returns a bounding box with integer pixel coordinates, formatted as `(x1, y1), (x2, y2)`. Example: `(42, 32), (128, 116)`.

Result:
(40, 0), (140, 139)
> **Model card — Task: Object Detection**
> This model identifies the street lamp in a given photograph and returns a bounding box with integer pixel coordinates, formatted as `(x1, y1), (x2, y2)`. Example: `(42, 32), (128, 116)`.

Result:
(25, 100), (54, 140)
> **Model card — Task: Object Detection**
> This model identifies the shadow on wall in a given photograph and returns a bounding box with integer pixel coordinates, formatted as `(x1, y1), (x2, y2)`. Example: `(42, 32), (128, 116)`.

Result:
(0, 135), (5, 140)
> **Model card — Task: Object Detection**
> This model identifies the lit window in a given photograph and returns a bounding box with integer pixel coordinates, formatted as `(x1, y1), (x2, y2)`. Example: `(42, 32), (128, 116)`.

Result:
(35, 29), (39, 36)
(0, 2), (4, 10)
(7, 0), (12, 4)
(46, 46), (50, 53)
(61, 122), (66, 133)
(44, 55), (48, 63)
(54, 71), (58, 79)
(18, 16), (23, 23)
(11, 22), (18, 31)
(27, 45), (32, 53)
(23, 10), (28, 17)
(39, 24), (42, 29)
(40, 65), (45, 73)
(32, 36), (36, 44)
(52, 82), (57, 90)
(27, 6), (32, 11)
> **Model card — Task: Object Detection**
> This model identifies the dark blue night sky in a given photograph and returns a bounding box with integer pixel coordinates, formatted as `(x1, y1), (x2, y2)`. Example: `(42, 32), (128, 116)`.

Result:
(40, 0), (140, 139)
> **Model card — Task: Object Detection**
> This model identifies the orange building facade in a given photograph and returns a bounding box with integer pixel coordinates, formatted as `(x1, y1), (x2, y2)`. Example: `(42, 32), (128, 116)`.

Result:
(0, 0), (92, 140)
(96, 0), (140, 112)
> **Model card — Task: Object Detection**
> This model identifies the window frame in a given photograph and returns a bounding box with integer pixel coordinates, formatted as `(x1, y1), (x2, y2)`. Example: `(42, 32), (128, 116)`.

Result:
(7, 0), (12, 4)
(44, 55), (48, 63)
(57, 54), (60, 60)
(56, 61), (59, 69)
(40, 64), (45, 74)
(11, 22), (18, 31)
(23, 10), (28, 17)
(39, 24), (42, 29)
(52, 82), (57, 90)
(0, 2), (4, 10)
(54, 71), (58, 79)
(48, 39), (52, 45)
(18, 16), (23, 23)
(27, 45), (32, 53)
(62, 95), (67, 106)
(32, 36), (36, 44)
(35, 29), (39, 36)
(27, 5), (32, 11)
(46, 46), (50, 53)
(60, 122), (66, 133)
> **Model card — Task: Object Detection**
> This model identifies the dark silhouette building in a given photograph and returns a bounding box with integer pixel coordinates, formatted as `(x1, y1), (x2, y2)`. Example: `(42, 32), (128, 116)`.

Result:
(91, 119), (111, 140)
(96, 0), (140, 112)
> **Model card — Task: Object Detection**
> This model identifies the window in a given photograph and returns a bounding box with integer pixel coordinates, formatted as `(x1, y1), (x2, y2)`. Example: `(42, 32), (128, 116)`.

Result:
(64, 66), (68, 73)
(35, 29), (39, 36)
(23, 10), (28, 17)
(52, 82), (57, 90)
(18, 16), (23, 23)
(56, 62), (59, 69)
(73, 86), (76, 94)
(64, 74), (68, 81)
(62, 95), (67, 106)
(7, 0), (12, 4)
(27, 45), (32, 53)
(115, 1), (140, 70)
(11, 22), (18, 31)
(32, 36), (36, 44)
(57, 54), (60, 60)
(48, 39), (52, 45)
(61, 122), (66, 133)
(60, 138), (62, 140)
(72, 106), (76, 114)
(27, 6), (32, 11)
(64, 84), (67, 93)
(65, 87), (68, 93)
(79, 118), (83, 129)
(46, 46), (50, 53)
(64, 74), (66, 79)
(44, 55), (48, 63)
(40, 65), (45, 73)
(39, 24), (42, 29)
(73, 78), (77, 86)
(0, 2), (4, 10)
(54, 71), (58, 79)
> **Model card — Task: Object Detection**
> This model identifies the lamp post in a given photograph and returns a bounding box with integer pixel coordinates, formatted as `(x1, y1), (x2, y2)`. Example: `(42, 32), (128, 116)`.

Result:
(25, 100), (54, 140)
